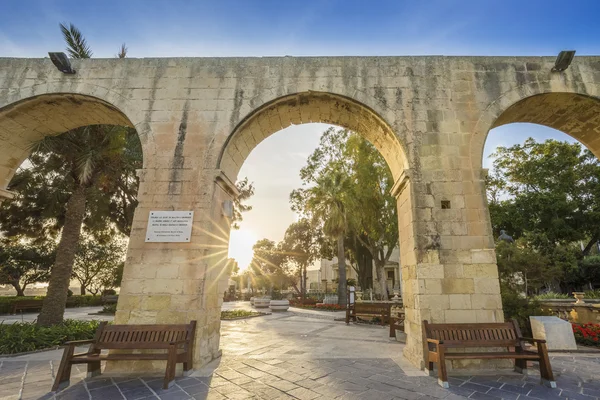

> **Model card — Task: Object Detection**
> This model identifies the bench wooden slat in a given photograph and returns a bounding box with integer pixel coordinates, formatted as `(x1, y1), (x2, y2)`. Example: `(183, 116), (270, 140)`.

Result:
(423, 319), (555, 389)
(52, 320), (196, 393)
(444, 352), (540, 360)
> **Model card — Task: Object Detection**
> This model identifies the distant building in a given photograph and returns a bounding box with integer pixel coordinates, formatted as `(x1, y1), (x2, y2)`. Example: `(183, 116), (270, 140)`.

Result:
(306, 246), (401, 295)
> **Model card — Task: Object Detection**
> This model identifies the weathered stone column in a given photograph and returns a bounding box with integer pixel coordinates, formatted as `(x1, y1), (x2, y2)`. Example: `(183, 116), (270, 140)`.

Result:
(113, 165), (234, 371)
(398, 128), (504, 370)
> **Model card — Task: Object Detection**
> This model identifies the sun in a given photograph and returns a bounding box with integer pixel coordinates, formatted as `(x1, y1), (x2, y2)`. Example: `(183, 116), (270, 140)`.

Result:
(228, 229), (257, 271)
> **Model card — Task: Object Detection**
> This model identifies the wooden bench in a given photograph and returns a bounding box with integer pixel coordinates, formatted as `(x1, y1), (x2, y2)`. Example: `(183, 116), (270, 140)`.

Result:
(389, 310), (405, 338)
(11, 299), (43, 314)
(346, 302), (391, 326)
(423, 320), (555, 388)
(52, 320), (196, 392)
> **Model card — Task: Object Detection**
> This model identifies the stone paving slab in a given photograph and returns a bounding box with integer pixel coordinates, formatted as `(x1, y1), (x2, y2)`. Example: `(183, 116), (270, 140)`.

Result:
(0, 306), (599, 399)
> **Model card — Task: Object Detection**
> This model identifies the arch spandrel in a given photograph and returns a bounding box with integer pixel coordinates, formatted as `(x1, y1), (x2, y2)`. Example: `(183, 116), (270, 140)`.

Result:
(217, 91), (410, 183)
(470, 80), (600, 172)
(0, 92), (149, 189)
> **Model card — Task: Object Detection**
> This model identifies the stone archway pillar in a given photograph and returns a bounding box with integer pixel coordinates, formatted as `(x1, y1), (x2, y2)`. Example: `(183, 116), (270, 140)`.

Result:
(113, 165), (235, 372)
(395, 167), (504, 370)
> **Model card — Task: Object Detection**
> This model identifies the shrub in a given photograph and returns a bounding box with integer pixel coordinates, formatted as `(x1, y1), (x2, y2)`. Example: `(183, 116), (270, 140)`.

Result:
(0, 319), (101, 355)
(101, 303), (117, 314)
(501, 287), (550, 337)
(289, 298), (317, 306)
(534, 292), (570, 300)
(65, 295), (104, 308)
(67, 289), (73, 297)
(0, 295), (104, 315)
(313, 303), (344, 311)
(102, 289), (117, 296)
(584, 289), (600, 299)
(572, 323), (600, 347)
(220, 310), (262, 320)
(0, 296), (43, 315)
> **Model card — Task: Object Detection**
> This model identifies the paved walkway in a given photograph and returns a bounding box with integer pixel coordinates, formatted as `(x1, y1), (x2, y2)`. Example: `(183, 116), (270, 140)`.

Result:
(0, 303), (599, 399)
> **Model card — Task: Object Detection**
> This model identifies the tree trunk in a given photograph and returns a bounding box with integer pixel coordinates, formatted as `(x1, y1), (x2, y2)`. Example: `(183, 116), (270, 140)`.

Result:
(12, 280), (25, 296)
(375, 260), (388, 300)
(37, 185), (87, 326)
(80, 285), (86, 295)
(337, 235), (347, 306)
(302, 264), (307, 300)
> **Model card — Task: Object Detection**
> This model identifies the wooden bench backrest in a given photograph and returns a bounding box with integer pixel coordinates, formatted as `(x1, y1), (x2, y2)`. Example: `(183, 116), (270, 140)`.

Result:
(423, 320), (523, 347)
(94, 321), (196, 349)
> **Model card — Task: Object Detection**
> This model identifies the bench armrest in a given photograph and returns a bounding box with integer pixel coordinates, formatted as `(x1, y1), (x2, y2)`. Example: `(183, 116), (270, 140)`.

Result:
(426, 338), (443, 345)
(64, 339), (96, 346)
(519, 337), (547, 344)
(169, 339), (190, 346)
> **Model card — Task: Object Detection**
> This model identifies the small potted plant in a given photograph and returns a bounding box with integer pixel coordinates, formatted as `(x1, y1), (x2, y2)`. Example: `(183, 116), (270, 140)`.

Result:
(269, 290), (289, 312)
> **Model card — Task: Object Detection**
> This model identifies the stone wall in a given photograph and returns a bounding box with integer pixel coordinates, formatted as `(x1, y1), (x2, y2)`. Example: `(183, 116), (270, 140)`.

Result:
(1, 55), (600, 372)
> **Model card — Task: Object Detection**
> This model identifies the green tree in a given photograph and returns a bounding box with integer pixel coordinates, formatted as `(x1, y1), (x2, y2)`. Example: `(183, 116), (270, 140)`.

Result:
(232, 177), (255, 230)
(248, 239), (295, 293)
(72, 235), (127, 295)
(302, 171), (350, 306)
(291, 128), (398, 300)
(0, 237), (55, 296)
(281, 219), (322, 299)
(487, 138), (600, 291)
(0, 24), (140, 326)
(488, 138), (600, 252)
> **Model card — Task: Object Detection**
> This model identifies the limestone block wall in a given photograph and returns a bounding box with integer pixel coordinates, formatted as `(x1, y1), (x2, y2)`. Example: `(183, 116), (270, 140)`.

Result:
(1, 56), (600, 372)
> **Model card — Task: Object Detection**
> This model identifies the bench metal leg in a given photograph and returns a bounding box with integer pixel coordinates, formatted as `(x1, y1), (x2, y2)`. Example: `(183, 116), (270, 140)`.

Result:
(52, 345), (75, 392)
(514, 358), (528, 375)
(183, 347), (193, 376)
(87, 361), (102, 378)
(436, 348), (449, 388)
(536, 342), (556, 388)
(164, 345), (177, 389)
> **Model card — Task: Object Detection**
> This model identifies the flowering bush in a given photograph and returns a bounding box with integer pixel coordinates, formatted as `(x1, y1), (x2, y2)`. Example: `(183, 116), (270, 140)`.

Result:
(290, 303), (345, 311)
(289, 298), (318, 306)
(572, 323), (600, 347)
(314, 303), (345, 311)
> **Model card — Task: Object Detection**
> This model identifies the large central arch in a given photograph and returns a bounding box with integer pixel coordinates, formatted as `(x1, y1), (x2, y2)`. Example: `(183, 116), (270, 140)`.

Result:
(217, 91), (409, 183)
(214, 90), (423, 365)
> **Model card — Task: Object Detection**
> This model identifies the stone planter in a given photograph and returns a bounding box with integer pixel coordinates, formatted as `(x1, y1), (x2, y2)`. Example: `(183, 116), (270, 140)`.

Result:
(395, 330), (406, 343)
(270, 299), (290, 312)
(573, 292), (585, 304)
(254, 297), (271, 308)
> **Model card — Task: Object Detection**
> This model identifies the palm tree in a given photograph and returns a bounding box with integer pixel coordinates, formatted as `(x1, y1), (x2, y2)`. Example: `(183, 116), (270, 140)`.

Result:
(305, 171), (349, 306)
(36, 24), (137, 326)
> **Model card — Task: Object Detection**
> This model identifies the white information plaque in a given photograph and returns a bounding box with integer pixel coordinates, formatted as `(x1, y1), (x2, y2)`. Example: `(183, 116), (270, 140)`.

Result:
(145, 211), (194, 242)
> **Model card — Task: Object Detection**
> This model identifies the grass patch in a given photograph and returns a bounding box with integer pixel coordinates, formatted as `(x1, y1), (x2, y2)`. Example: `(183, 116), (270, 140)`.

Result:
(220, 310), (262, 320)
(0, 319), (101, 355)
(584, 289), (600, 299)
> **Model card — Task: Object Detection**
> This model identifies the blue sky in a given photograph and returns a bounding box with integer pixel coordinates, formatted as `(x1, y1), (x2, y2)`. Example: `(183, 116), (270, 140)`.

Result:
(0, 0), (595, 265)
(2, 0), (600, 57)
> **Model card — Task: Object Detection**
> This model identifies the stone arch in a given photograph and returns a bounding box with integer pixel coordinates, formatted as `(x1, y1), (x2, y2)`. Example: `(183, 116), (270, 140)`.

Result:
(470, 80), (600, 172)
(0, 91), (150, 191)
(217, 91), (409, 182)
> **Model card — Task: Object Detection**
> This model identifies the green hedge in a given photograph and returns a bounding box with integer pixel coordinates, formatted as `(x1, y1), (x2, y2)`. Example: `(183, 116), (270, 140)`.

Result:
(0, 319), (100, 355)
(0, 295), (104, 315)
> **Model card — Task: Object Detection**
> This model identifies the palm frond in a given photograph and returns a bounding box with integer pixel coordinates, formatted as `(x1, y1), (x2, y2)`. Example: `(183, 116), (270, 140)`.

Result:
(117, 44), (128, 59)
(60, 23), (92, 59)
